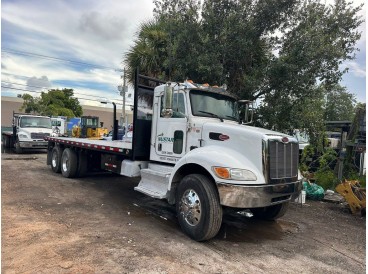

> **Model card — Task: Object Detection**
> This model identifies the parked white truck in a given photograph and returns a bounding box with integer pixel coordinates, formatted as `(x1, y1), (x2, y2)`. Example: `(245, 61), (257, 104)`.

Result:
(3, 112), (53, 153)
(51, 116), (67, 136)
(46, 72), (301, 241)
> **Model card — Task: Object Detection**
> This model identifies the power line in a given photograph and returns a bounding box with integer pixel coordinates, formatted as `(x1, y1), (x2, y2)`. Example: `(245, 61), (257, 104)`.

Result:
(1, 86), (42, 94)
(2, 81), (51, 90)
(1, 85), (124, 104)
(1, 48), (121, 71)
(1, 81), (118, 100)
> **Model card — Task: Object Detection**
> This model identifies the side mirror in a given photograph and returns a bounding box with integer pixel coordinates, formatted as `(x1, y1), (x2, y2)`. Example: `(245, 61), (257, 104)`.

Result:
(162, 85), (174, 118)
(239, 100), (254, 124)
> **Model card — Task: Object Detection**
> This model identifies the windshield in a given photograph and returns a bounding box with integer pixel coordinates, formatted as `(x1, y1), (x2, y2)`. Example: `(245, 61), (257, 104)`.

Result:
(190, 90), (239, 121)
(293, 130), (309, 143)
(20, 117), (52, 129)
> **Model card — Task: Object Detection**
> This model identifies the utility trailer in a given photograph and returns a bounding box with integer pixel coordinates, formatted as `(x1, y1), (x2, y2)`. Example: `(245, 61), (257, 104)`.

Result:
(46, 72), (302, 241)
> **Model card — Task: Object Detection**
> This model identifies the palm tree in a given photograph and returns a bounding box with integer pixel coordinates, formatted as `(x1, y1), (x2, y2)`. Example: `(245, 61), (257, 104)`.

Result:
(124, 19), (169, 85)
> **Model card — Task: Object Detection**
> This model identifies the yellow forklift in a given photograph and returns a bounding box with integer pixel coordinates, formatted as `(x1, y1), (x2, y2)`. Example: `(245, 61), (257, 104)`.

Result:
(72, 116), (108, 139)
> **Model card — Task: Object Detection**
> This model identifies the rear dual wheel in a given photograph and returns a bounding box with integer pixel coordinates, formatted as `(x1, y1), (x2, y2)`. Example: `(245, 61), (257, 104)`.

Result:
(51, 146), (62, 173)
(51, 147), (88, 178)
(61, 148), (78, 178)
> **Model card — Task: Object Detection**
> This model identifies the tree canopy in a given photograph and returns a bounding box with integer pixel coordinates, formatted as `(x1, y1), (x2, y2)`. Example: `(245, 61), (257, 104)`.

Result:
(20, 88), (83, 118)
(124, 0), (363, 148)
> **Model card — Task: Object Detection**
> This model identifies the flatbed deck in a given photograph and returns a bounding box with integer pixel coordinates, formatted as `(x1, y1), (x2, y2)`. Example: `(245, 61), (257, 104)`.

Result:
(46, 136), (133, 154)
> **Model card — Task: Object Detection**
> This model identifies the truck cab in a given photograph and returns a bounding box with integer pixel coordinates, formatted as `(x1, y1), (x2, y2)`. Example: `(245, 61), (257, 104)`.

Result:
(135, 78), (301, 240)
(8, 113), (52, 153)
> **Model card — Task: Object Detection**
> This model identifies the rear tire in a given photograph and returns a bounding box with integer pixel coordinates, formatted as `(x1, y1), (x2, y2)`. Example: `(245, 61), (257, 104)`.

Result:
(176, 174), (222, 241)
(61, 148), (78, 178)
(51, 146), (62, 173)
(77, 151), (88, 177)
(251, 202), (289, 220)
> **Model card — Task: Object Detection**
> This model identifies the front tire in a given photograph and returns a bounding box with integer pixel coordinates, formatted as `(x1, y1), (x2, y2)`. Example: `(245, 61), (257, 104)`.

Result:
(61, 148), (78, 178)
(251, 202), (289, 220)
(176, 174), (222, 241)
(15, 141), (23, 154)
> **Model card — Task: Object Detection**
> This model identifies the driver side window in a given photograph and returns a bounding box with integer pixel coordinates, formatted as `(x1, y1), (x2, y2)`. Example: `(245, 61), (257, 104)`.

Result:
(160, 93), (186, 118)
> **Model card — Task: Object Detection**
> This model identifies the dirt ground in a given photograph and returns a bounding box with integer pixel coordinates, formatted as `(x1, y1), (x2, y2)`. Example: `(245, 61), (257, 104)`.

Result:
(1, 150), (366, 274)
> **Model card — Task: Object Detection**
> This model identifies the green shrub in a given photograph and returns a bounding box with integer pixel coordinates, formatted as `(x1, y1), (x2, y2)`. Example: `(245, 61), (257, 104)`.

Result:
(314, 169), (338, 190)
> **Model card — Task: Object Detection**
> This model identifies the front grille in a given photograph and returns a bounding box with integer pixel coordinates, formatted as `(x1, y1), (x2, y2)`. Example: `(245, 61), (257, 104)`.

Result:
(31, 132), (50, 139)
(268, 140), (298, 183)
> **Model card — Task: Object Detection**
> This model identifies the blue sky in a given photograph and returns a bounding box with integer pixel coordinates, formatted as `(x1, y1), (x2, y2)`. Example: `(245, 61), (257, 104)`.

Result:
(1, 0), (366, 108)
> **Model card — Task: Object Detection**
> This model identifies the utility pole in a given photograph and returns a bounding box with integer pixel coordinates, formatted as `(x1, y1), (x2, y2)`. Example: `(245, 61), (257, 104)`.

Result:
(118, 68), (128, 131)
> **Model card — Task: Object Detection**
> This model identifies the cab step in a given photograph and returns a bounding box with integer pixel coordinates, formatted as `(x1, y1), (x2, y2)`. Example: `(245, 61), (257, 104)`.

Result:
(134, 163), (173, 199)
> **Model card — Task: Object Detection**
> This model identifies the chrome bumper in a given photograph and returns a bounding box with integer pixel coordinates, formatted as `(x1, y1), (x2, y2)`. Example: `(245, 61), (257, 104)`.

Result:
(20, 141), (48, 148)
(217, 180), (302, 208)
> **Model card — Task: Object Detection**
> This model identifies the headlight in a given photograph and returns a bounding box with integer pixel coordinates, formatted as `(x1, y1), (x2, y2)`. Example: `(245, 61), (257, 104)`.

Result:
(18, 133), (28, 139)
(212, 167), (257, 181)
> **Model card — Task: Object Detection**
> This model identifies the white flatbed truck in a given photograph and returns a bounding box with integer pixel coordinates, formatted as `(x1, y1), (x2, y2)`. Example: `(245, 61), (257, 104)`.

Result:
(3, 112), (53, 153)
(46, 72), (302, 241)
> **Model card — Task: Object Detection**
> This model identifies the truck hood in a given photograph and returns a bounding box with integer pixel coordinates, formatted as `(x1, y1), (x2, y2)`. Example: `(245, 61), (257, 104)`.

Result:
(202, 121), (295, 142)
(201, 122), (297, 184)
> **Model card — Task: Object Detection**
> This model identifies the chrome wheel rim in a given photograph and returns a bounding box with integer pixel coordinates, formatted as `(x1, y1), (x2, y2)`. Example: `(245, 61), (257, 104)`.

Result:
(52, 152), (57, 167)
(62, 155), (68, 172)
(180, 189), (201, 226)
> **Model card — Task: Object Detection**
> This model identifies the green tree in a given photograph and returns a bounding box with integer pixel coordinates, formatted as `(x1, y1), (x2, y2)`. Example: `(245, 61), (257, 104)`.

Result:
(258, 0), (362, 148)
(324, 84), (356, 121)
(124, 0), (362, 150)
(20, 88), (82, 118)
(20, 94), (41, 114)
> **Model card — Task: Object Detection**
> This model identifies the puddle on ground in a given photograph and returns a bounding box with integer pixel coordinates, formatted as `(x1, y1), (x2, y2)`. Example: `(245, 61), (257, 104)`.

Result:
(129, 196), (299, 243)
(128, 196), (177, 222)
(216, 212), (299, 242)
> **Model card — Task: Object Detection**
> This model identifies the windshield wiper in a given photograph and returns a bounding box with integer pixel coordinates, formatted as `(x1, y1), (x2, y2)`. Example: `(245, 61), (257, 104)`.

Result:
(225, 115), (239, 122)
(198, 111), (224, 122)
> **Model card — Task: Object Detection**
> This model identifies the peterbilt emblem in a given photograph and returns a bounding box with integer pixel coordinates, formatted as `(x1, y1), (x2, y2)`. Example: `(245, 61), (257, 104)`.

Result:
(281, 137), (289, 143)
(209, 132), (230, 141)
(219, 134), (230, 141)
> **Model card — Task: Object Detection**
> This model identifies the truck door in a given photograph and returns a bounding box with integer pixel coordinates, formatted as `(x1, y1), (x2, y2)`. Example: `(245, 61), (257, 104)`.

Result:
(155, 92), (187, 163)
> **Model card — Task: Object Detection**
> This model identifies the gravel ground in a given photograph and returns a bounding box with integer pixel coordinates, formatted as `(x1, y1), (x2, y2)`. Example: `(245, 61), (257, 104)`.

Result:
(1, 150), (366, 273)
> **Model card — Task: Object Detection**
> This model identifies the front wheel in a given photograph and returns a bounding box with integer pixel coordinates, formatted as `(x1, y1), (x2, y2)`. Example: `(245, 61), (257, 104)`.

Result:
(15, 141), (23, 154)
(251, 202), (289, 220)
(176, 174), (222, 241)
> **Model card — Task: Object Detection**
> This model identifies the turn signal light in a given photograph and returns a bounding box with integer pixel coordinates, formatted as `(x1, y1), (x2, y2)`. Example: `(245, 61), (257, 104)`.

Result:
(212, 166), (257, 181)
(213, 167), (230, 179)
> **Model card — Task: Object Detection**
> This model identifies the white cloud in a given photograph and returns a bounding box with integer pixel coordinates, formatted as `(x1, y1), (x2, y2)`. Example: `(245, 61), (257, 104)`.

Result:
(1, 1), (154, 106)
(27, 76), (52, 89)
